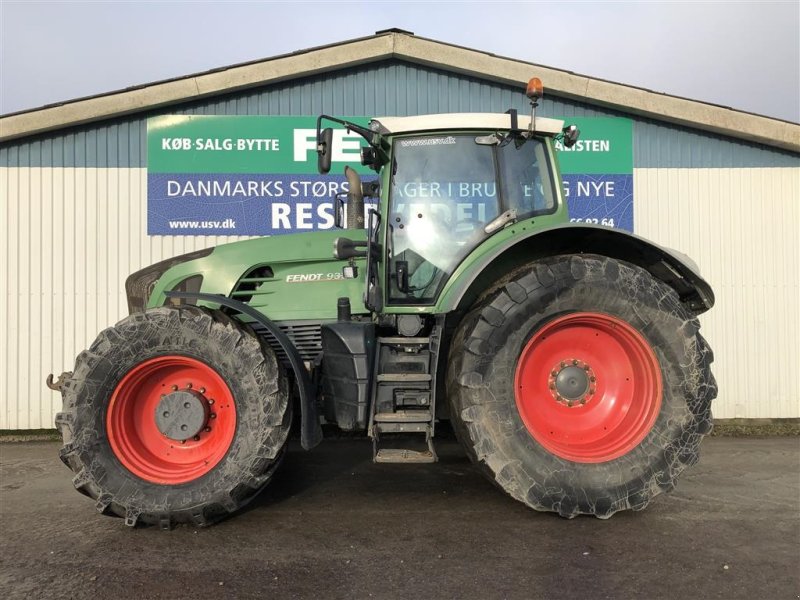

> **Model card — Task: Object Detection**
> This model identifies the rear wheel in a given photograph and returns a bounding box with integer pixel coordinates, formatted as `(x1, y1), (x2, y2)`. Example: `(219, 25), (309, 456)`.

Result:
(56, 306), (291, 528)
(447, 254), (716, 518)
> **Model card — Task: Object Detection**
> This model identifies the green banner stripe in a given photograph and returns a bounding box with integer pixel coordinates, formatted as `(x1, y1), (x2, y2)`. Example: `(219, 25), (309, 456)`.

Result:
(147, 115), (632, 175)
(555, 117), (632, 174)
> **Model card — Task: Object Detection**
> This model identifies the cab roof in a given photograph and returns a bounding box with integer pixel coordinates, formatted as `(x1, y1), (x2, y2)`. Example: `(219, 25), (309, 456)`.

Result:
(371, 113), (565, 136)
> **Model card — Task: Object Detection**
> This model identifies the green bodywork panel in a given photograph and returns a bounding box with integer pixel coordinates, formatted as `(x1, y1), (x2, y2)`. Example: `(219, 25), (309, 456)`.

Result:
(147, 229), (368, 320)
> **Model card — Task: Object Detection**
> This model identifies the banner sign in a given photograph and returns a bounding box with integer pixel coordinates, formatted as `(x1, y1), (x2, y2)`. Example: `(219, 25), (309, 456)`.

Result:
(556, 117), (634, 231)
(147, 115), (633, 235)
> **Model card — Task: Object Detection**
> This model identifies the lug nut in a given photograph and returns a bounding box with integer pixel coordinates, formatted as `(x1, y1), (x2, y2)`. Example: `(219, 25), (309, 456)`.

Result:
(560, 361), (566, 368)
(199, 387), (206, 394)
(193, 435), (200, 441)
(551, 370), (558, 377)
(590, 376), (596, 382)
(572, 360), (578, 366)
(180, 440), (186, 444)
(186, 383), (192, 389)
(208, 399), (215, 405)
(171, 385), (178, 391)
(549, 383), (555, 390)
(204, 427), (211, 433)
(210, 413), (217, 419)
(589, 388), (596, 395)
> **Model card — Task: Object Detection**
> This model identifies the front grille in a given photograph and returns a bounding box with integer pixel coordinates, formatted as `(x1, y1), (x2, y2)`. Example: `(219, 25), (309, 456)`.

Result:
(250, 322), (323, 366)
(231, 266), (322, 366)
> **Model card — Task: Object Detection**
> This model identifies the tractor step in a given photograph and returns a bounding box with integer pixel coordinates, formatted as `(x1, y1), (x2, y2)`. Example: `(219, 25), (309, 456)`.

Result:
(374, 410), (433, 423)
(369, 324), (443, 465)
(376, 373), (432, 383)
(377, 336), (430, 345)
(374, 448), (436, 464)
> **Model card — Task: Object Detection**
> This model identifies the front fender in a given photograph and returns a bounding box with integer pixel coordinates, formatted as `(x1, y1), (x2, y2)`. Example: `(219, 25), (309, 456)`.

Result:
(436, 223), (714, 314)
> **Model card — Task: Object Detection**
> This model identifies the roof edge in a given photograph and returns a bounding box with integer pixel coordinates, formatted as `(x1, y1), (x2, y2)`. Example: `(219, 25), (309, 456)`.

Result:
(0, 34), (396, 143)
(393, 35), (800, 153)
(1, 31), (798, 153)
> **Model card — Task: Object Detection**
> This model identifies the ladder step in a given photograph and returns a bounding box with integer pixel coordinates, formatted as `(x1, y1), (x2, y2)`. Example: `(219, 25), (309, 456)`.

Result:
(377, 337), (430, 345)
(374, 448), (436, 464)
(374, 410), (433, 423)
(377, 373), (432, 383)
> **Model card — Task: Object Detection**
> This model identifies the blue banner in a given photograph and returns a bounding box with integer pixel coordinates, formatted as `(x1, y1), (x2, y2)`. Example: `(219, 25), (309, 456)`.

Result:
(563, 174), (633, 232)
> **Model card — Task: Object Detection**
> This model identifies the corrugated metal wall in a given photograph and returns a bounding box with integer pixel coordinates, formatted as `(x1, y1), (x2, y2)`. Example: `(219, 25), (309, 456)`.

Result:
(1, 59), (799, 428)
(0, 167), (254, 428)
(635, 168), (799, 418)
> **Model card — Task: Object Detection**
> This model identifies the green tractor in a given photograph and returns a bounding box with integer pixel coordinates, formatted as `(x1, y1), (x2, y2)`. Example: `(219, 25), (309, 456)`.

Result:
(50, 78), (716, 528)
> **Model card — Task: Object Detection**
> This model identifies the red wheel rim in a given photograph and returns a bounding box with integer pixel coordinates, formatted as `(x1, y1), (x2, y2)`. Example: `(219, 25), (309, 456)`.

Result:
(106, 356), (236, 484)
(514, 312), (662, 463)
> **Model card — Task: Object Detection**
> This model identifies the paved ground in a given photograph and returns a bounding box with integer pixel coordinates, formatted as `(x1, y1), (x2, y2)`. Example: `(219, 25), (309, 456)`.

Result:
(1, 436), (798, 600)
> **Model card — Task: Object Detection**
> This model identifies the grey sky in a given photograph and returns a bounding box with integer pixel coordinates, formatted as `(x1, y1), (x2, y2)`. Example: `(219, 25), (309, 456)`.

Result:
(1, 1), (798, 122)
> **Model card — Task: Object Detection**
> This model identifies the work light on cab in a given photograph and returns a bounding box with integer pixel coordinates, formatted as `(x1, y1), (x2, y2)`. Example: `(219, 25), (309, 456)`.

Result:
(526, 77), (544, 102)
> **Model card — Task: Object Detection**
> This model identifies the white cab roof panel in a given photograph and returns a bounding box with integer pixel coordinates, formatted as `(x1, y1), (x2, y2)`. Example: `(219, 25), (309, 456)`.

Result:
(372, 113), (564, 136)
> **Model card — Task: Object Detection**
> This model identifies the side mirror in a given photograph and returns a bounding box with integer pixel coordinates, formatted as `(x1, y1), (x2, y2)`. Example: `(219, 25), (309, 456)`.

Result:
(562, 125), (580, 148)
(317, 127), (333, 174)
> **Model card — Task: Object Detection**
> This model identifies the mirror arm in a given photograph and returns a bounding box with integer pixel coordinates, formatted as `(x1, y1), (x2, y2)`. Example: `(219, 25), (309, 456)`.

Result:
(316, 115), (380, 147)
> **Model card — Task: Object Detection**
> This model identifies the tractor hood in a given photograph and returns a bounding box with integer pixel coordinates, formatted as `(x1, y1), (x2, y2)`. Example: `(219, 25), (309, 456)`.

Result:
(135, 230), (368, 321)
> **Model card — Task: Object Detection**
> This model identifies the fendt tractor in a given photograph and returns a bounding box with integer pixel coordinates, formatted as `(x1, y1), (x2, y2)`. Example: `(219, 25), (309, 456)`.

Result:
(49, 78), (717, 529)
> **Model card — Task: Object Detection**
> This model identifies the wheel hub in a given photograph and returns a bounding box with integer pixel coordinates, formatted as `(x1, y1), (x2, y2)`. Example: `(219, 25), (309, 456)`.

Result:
(155, 389), (209, 441)
(548, 359), (597, 406)
(555, 366), (589, 399)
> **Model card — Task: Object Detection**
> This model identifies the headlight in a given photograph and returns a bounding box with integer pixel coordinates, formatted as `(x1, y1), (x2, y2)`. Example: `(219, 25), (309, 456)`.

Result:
(164, 275), (204, 307)
(125, 248), (212, 314)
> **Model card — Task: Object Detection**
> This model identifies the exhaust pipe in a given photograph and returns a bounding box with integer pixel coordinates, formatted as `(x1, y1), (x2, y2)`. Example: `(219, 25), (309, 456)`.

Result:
(344, 166), (365, 229)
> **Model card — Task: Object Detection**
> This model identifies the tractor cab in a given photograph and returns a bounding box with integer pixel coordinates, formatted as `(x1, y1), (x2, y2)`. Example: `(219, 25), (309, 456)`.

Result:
(317, 87), (579, 310)
(374, 113), (565, 304)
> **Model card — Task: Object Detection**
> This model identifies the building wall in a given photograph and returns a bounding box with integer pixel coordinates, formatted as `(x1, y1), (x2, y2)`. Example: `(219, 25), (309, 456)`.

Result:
(1, 60), (798, 428)
(635, 167), (799, 418)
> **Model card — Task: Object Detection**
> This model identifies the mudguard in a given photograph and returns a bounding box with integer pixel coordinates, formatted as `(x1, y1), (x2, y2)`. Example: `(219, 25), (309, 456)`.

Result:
(437, 223), (715, 314)
(164, 291), (323, 450)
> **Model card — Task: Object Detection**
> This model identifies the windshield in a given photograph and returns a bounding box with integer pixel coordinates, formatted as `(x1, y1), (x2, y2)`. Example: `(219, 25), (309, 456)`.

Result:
(387, 133), (557, 304)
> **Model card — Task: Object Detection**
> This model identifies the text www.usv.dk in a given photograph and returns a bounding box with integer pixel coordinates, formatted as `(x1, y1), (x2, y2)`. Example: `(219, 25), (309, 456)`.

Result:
(168, 218), (237, 229)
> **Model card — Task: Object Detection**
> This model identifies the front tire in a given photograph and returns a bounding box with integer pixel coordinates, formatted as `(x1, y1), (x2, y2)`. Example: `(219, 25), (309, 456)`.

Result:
(447, 254), (716, 518)
(56, 306), (291, 528)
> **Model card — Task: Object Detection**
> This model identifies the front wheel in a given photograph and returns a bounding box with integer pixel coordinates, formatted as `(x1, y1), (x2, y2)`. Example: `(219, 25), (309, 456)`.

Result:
(447, 254), (717, 518)
(56, 306), (291, 528)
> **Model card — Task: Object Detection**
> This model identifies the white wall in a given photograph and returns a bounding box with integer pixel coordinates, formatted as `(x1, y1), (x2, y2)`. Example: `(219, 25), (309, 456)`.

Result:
(635, 167), (799, 418)
(1, 165), (798, 428)
(0, 168), (243, 429)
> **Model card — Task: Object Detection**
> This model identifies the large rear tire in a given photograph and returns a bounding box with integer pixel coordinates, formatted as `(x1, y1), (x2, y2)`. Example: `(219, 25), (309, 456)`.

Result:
(56, 306), (291, 528)
(447, 254), (716, 518)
